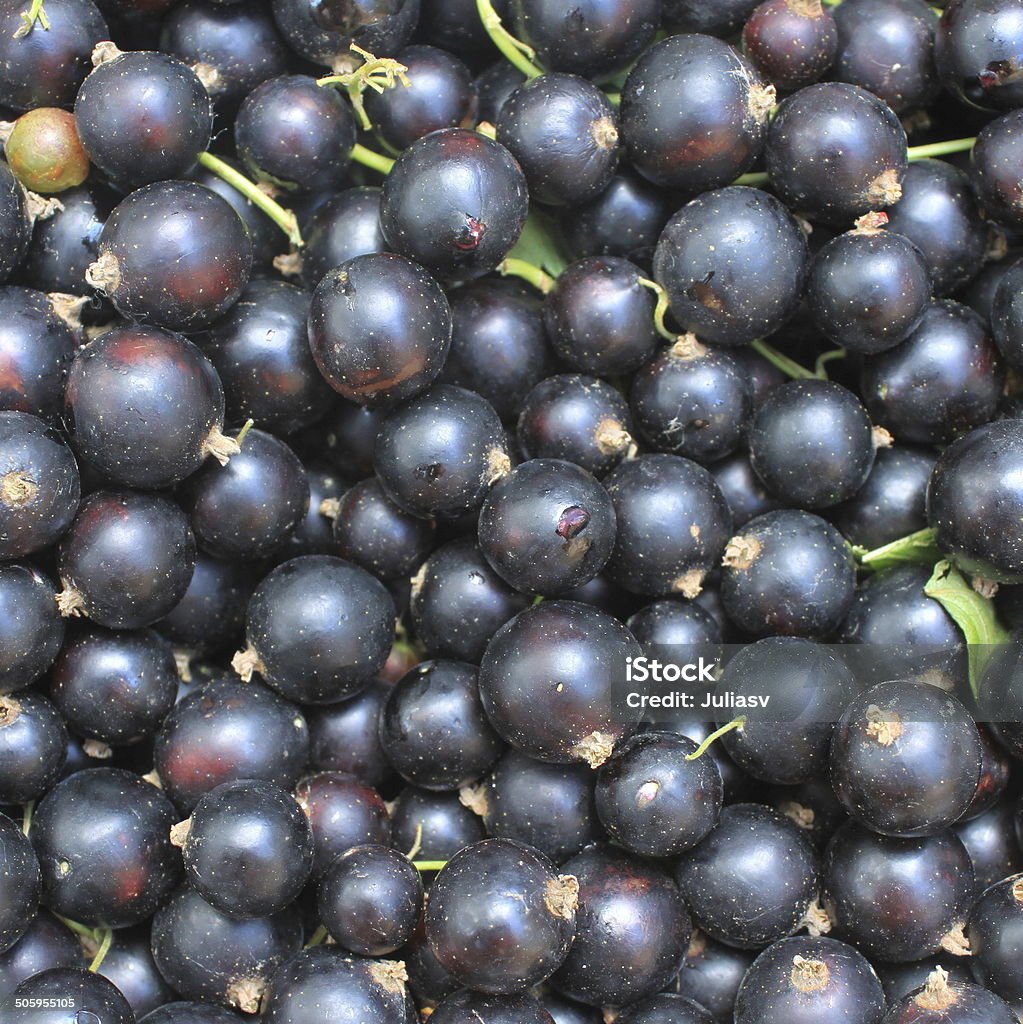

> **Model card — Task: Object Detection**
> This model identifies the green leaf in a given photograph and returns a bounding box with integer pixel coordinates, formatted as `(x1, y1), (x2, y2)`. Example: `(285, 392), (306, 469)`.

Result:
(506, 208), (569, 278)
(858, 527), (941, 572)
(923, 560), (1009, 699)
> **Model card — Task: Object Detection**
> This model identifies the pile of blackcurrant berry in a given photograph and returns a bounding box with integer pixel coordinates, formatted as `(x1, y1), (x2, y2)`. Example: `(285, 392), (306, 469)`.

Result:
(1, 0), (1023, 1021)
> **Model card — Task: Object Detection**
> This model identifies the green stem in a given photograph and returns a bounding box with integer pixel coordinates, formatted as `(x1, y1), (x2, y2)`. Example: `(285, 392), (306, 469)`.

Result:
(735, 171), (770, 187)
(531, 594), (544, 606)
(499, 257), (555, 293)
(814, 347), (846, 377)
(317, 44), (410, 132)
(196, 151), (302, 249)
(605, 92), (621, 107)
(21, 800), (33, 836)
(476, 0), (543, 80)
(350, 142), (395, 176)
(685, 717), (746, 760)
(906, 137), (975, 161)
(637, 277), (677, 343)
(750, 339), (819, 380)
(14, 0), (49, 37)
(305, 925), (329, 948)
(88, 928), (113, 973)
(858, 526), (941, 570)
(234, 418), (255, 449)
(56, 916), (99, 942)
(413, 860), (447, 872)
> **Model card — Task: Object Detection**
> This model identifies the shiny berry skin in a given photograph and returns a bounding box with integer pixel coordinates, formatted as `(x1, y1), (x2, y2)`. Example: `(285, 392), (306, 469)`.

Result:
(432, 991), (556, 1024)
(0, 0), (107, 112)
(0, 161), (31, 284)
(299, 186), (386, 292)
(710, 449), (786, 529)
(0, 411), (79, 558)
(831, 680), (982, 837)
(595, 731), (723, 857)
(885, 967), (1018, 1024)
(259, 946), (416, 1024)
(954, 800), (1023, 895)
(734, 936), (886, 1024)
(966, 873), (1023, 1013)
(991, 257), (1023, 372)
(374, 384), (509, 520)
(749, 380), (876, 509)
(181, 429), (310, 560)
(511, 0), (660, 79)
(427, 838), (577, 994)
(151, 886), (302, 1012)
(0, 288), (76, 423)
(74, 49), (212, 190)
(720, 510), (856, 638)
(380, 659), (503, 790)
(497, 73), (618, 207)
(622, 35), (771, 194)
(479, 599), (642, 768)
(743, 0), (838, 92)
(235, 75), (355, 193)
(32, 767), (181, 928)
(833, 0), (940, 114)
(49, 624), (178, 746)
(0, 812), (40, 954)
(935, 0), (1023, 111)
(409, 537), (531, 664)
(766, 82), (907, 225)
(308, 252), (452, 408)
(0, 911), (79, 998)
(552, 844), (690, 1007)
(603, 454), (732, 598)
(969, 109), (1023, 231)
(807, 218), (930, 354)
(0, 691), (66, 804)
(884, 160), (987, 296)
(89, 180), (252, 332)
(544, 256), (660, 375)
(380, 129), (529, 283)
(237, 555), (395, 704)
(176, 779), (314, 919)
(0, 565), (64, 695)
(366, 45), (477, 152)
(927, 419), (1023, 583)
(4, 107), (89, 194)
(197, 280), (333, 436)
(305, 678), (392, 787)
(676, 803), (819, 950)
(5, 968), (133, 1024)
(389, 786), (484, 862)
(153, 677), (309, 813)
(653, 187), (808, 348)
(317, 844), (422, 956)
(822, 821), (975, 962)
(860, 300), (1004, 445)
(629, 337), (752, 464)
(478, 458), (617, 597)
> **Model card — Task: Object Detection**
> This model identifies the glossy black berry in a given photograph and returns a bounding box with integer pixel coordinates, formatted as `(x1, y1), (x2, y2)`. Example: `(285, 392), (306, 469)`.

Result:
(544, 256), (661, 375)
(927, 419), (1023, 583)
(552, 844), (690, 1007)
(0, 411), (79, 558)
(64, 324), (236, 488)
(710, 450), (785, 529)
(235, 75), (355, 193)
(497, 73), (618, 207)
(0, 162), (31, 284)
(176, 779), (314, 919)
(885, 966), (1018, 1024)
(676, 803), (819, 950)
(766, 82), (907, 225)
(966, 872), (1023, 1013)
(153, 677), (309, 813)
(409, 537), (531, 663)
(676, 930), (756, 1022)
(720, 510), (856, 637)
(299, 187), (386, 292)
(91, 925), (174, 1020)
(860, 300), (1004, 445)
(0, 565), (64, 695)
(380, 129), (528, 283)
(317, 843), (422, 956)
(380, 659), (503, 789)
(151, 885), (302, 1012)
(478, 599), (642, 768)
(89, 180), (252, 332)
(822, 820), (975, 962)
(970, 109), (1023, 231)
(427, 838), (577, 993)
(743, 0), (838, 92)
(32, 767), (181, 927)
(0, 911), (79, 999)
(432, 990), (556, 1024)
(652, 187), (808, 347)
(74, 49), (212, 189)
(478, 458), (616, 597)
(603, 454), (732, 598)
(954, 800), (1023, 895)
(236, 555), (395, 704)
(734, 935), (886, 1024)
(374, 383), (509, 520)
(4, 967), (133, 1024)
(0, 690), (66, 804)
(305, 679), (392, 787)
(0, 812), (40, 954)
(389, 786), (484, 862)
(308, 252), (451, 408)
